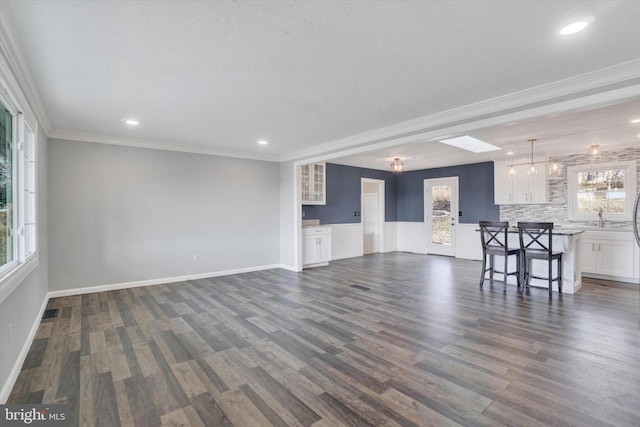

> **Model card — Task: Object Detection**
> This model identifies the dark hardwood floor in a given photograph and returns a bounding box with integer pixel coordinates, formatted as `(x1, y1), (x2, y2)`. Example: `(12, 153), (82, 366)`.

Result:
(8, 253), (640, 426)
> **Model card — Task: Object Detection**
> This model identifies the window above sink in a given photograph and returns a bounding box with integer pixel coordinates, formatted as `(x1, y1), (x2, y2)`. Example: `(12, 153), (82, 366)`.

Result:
(567, 161), (637, 221)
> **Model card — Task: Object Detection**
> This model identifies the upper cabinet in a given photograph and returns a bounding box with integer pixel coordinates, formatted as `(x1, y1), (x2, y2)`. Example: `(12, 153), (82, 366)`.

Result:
(301, 162), (326, 205)
(494, 159), (548, 205)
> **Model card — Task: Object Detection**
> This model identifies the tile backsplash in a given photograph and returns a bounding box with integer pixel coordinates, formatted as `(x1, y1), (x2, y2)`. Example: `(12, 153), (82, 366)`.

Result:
(500, 147), (640, 229)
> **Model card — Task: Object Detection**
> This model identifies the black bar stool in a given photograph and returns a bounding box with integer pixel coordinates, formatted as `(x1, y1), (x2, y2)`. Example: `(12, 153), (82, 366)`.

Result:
(518, 222), (562, 298)
(479, 221), (521, 292)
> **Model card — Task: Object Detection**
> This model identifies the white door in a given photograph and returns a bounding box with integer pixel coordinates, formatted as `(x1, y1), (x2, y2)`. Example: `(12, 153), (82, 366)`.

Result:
(424, 177), (458, 257)
(362, 193), (379, 254)
(361, 178), (385, 255)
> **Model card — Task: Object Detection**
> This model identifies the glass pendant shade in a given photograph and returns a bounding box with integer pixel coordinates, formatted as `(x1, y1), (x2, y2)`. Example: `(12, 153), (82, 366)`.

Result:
(390, 158), (404, 174)
(548, 162), (562, 177)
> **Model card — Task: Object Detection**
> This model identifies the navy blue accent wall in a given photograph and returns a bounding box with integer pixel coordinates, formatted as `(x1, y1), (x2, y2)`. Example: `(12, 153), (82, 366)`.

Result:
(396, 161), (498, 223)
(302, 163), (397, 224)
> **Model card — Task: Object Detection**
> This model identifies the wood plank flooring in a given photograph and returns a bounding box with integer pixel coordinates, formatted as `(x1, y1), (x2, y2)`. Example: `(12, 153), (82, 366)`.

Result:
(8, 253), (640, 426)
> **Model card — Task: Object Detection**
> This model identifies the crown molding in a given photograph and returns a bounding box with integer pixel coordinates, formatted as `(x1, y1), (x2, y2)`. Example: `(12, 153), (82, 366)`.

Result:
(0, 3), (52, 132)
(281, 58), (640, 162)
(48, 128), (280, 162)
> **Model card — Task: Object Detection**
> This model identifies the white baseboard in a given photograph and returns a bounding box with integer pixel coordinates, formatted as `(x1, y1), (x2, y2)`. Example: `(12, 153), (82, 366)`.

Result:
(278, 264), (299, 272)
(48, 264), (282, 298)
(0, 293), (49, 404)
(582, 272), (639, 285)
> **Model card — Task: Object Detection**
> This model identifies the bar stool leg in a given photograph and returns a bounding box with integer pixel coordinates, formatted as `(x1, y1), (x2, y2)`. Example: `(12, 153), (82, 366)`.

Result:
(548, 258), (553, 299)
(479, 252), (487, 287)
(489, 255), (494, 283)
(503, 254), (508, 292)
(558, 256), (563, 294)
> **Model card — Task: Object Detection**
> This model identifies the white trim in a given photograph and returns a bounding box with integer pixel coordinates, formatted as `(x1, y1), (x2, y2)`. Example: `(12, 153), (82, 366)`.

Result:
(361, 178), (385, 255)
(293, 162), (303, 272)
(47, 264), (283, 298)
(582, 272), (637, 285)
(0, 255), (38, 304)
(282, 59), (640, 162)
(0, 292), (48, 404)
(49, 129), (279, 163)
(278, 263), (298, 272)
(424, 176), (459, 257)
(0, 3), (51, 132)
(567, 161), (637, 221)
(327, 223), (363, 260)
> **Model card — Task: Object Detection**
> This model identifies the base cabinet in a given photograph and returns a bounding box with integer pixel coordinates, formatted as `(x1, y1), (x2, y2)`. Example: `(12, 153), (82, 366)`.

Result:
(303, 227), (332, 268)
(580, 231), (636, 279)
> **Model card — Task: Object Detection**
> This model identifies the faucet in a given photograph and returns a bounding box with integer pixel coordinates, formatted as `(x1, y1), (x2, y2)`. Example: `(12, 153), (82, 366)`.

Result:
(598, 207), (605, 228)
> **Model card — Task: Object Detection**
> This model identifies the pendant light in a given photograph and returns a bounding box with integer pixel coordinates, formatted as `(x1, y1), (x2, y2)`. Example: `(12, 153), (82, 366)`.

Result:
(507, 139), (562, 178)
(390, 158), (404, 174)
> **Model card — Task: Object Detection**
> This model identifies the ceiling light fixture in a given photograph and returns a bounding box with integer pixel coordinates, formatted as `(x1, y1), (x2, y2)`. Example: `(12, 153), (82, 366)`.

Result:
(630, 118), (640, 124)
(589, 144), (601, 155)
(507, 139), (562, 178)
(257, 139), (268, 145)
(390, 158), (404, 174)
(560, 17), (593, 35)
(123, 119), (139, 125)
(507, 151), (514, 155)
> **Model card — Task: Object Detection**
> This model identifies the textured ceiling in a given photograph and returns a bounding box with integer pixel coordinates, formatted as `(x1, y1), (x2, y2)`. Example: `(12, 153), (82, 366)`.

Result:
(4, 0), (640, 161)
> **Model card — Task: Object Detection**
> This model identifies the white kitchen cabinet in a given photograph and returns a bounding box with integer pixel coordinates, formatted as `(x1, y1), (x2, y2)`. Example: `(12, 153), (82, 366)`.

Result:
(579, 238), (598, 274)
(494, 159), (548, 205)
(303, 226), (332, 268)
(301, 162), (326, 205)
(580, 231), (636, 279)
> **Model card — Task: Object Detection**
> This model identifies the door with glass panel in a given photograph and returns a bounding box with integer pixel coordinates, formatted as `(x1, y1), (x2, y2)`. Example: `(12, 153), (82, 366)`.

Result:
(424, 177), (458, 256)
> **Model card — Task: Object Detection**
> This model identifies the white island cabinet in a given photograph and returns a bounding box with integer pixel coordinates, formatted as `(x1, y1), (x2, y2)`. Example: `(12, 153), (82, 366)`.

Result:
(480, 228), (584, 294)
(303, 226), (332, 268)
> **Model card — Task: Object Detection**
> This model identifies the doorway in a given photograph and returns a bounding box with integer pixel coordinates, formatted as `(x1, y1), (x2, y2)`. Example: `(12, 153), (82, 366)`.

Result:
(424, 177), (458, 257)
(361, 178), (385, 255)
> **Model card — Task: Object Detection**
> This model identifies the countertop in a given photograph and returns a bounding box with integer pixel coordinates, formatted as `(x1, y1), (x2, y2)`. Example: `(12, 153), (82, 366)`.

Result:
(476, 227), (584, 236)
(509, 227), (584, 236)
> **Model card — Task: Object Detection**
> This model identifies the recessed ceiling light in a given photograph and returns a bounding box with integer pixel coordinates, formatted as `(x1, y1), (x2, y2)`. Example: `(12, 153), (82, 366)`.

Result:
(560, 17), (594, 35)
(439, 135), (501, 153)
(123, 119), (139, 125)
(630, 118), (640, 124)
(257, 139), (268, 145)
(507, 151), (514, 155)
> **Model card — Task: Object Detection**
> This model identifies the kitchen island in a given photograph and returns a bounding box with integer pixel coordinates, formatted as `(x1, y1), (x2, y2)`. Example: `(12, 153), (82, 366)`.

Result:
(480, 228), (584, 294)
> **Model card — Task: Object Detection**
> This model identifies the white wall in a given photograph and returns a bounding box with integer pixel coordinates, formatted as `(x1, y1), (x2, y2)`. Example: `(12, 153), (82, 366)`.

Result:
(0, 124), (48, 402)
(397, 222), (428, 254)
(455, 223), (482, 260)
(48, 139), (280, 292)
(330, 223), (362, 260)
(279, 161), (295, 270)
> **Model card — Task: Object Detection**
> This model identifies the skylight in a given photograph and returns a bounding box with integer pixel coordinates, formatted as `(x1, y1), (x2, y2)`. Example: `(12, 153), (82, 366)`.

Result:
(438, 136), (501, 153)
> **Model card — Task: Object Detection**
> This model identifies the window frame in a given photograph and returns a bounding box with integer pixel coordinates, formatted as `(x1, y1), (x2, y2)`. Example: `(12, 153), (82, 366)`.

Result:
(0, 78), (38, 304)
(567, 161), (637, 221)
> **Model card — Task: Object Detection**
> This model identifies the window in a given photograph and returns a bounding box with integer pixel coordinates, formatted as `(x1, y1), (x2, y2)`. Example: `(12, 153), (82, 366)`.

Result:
(567, 161), (637, 221)
(0, 89), (37, 300)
